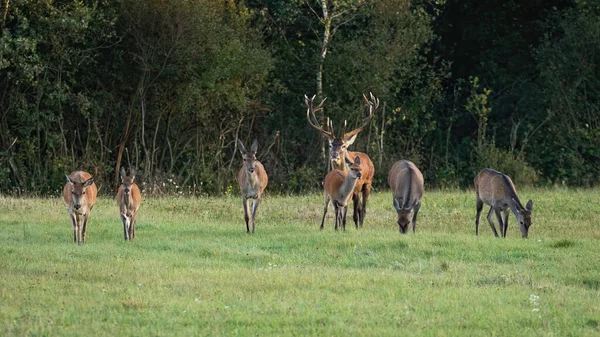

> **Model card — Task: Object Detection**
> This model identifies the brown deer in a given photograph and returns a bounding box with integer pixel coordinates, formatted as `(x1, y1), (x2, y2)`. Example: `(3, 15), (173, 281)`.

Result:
(237, 139), (268, 233)
(322, 156), (363, 231)
(117, 167), (142, 240)
(388, 160), (424, 234)
(63, 171), (98, 244)
(305, 93), (378, 228)
(474, 168), (533, 238)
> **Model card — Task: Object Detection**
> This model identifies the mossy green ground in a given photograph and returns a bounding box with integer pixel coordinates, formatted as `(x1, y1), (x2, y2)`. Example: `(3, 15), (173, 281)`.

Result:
(1, 189), (599, 336)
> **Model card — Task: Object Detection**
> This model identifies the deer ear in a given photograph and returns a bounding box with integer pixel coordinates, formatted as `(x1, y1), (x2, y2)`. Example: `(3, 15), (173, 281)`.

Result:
(511, 198), (521, 213)
(65, 174), (74, 185)
(120, 167), (127, 179)
(344, 156), (352, 166)
(526, 199), (533, 211)
(237, 140), (246, 154)
(130, 168), (136, 179)
(346, 134), (357, 145)
(83, 178), (94, 187)
(354, 156), (361, 165)
(251, 139), (258, 154)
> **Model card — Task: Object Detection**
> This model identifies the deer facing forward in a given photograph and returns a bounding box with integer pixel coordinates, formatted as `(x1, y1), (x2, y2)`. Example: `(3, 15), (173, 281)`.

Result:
(474, 168), (533, 238)
(305, 93), (378, 228)
(388, 160), (424, 234)
(237, 139), (268, 233)
(63, 171), (97, 244)
(322, 156), (363, 231)
(117, 167), (142, 240)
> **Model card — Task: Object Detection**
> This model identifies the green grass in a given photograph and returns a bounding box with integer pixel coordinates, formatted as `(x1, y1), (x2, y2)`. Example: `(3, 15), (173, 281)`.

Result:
(1, 189), (599, 336)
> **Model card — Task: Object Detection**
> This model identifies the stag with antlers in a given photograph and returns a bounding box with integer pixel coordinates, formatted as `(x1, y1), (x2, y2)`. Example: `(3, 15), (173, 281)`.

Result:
(305, 93), (378, 229)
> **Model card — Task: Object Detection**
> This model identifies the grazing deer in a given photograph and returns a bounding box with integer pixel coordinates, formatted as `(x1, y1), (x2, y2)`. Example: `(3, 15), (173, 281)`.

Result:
(388, 160), (424, 234)
(117, 167), (142, 240)
(237, 139), (268, 233)
(474, 168), (533, 238)
(322, 156), (363, 231)
(305, 93), (378, 228)
(63, 171), (97, 245)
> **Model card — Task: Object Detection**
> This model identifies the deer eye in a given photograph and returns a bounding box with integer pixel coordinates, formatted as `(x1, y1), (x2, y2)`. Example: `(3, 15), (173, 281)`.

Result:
(82, 191), (86, 195)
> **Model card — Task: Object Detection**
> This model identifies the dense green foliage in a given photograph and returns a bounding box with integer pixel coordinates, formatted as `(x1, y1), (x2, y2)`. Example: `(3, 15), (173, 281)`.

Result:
(1, 0), (598, 195)
(1, 190), (599, 335)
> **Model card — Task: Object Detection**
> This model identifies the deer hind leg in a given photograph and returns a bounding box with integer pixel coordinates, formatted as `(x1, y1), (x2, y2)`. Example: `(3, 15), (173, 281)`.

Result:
(251, 198), (260, 234)
(130, 212), (136, 239)
(320, 194), (330, 230)
(242, 196), (250, 233)
(121, 213), (130, 240)
(487, 207), (499, 237)
(352, 194), (360, 228)
(475, 198), (484, 236)
(412, 202), (421, 233)
(502, 209), (509, 238)
(76, 214), (84, 245)
(360, 183), (371, 227)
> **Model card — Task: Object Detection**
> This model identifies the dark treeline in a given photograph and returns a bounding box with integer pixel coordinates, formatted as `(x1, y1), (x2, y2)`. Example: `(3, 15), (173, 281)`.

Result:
(1, 0), (599, 196)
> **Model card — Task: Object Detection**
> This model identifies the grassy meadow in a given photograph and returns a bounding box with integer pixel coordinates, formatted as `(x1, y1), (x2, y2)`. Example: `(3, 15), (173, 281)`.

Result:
(1, 188), (599, 336)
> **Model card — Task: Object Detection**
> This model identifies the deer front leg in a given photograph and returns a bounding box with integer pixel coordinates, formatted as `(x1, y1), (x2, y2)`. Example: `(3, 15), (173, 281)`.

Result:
(502, 209), (509, 238)
(333, 203), (340, 231)
(412, 202), (421, 233)
(80, 213), (89, 245)
(341, 205), (348, 232)
(251, 198), (260, 234)
(494, 208), (505, 239)
(475, 199), (483, 236)
(320, 194), (330, 230)
(487, 207), (499, 237)
(242, 196), (250, 233)
(70, 213), (78, 243)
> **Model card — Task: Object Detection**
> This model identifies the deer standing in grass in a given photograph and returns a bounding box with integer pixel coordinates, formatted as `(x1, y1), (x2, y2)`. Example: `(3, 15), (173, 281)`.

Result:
(322, 156), (363, 231)
(388, 160), (424, 234)
(474, 168), (533, 238)
(237, 139), (268, 233)
(63, 171), (97, 244)
(305, 93), (378, 228)
(117, 167), (142, 240)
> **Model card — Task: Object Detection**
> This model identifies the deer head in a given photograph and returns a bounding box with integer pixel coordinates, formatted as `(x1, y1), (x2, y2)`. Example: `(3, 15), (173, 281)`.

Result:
(238, 139), (259, 174)
(305, 93), (379, 169)
(513, 198), (533, 238)
(120, 167), (136, 195)
(65, 175), (94, 210)
(393, 198), (418, 234)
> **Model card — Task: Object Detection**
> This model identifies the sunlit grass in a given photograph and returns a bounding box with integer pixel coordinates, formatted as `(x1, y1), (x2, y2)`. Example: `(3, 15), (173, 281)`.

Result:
(0, 189), (599, 336)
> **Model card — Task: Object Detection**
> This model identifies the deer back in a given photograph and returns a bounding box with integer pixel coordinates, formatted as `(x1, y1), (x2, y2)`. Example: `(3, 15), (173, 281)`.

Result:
(324, 169), (346, 200)
(63, 171), (97, 212)
(388, 160), (424, 206)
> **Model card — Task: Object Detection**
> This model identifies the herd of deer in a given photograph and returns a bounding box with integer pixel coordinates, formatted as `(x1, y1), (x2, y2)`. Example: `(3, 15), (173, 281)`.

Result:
(62, 93), (534, 244)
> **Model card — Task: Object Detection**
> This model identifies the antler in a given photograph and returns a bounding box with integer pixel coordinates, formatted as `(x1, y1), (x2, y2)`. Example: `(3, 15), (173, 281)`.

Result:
(305, 94), (334, 139)
(342, 92), (379, 140)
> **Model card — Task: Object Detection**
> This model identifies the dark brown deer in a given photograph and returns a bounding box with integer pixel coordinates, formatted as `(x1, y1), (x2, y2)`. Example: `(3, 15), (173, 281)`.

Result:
(388, 160), (424, 233)
(237, 139), (269, 233)
(305, 93), (378, 228)
(63, 171), (97, 244)
(474, 168), (533, 238)
(117, 167), (142, 240)
(322, 156), (363, 231)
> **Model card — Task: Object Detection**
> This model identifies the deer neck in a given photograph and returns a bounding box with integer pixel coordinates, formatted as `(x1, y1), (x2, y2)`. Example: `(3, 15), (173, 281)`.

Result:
(244, 168), (259, 187)
(121, 187), (134, 209)
(338, 175), (358, 205)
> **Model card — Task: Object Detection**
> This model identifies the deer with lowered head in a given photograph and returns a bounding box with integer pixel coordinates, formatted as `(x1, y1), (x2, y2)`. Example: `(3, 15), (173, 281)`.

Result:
(117, 167), (142, 240)
(322, 156), (363, 231)
(474, 168), (533, 238)
(388, 160), (424, 234)
(237, 139), (268, 233)
(305, 93), (378, 228)
(63, 171), (97, 244)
